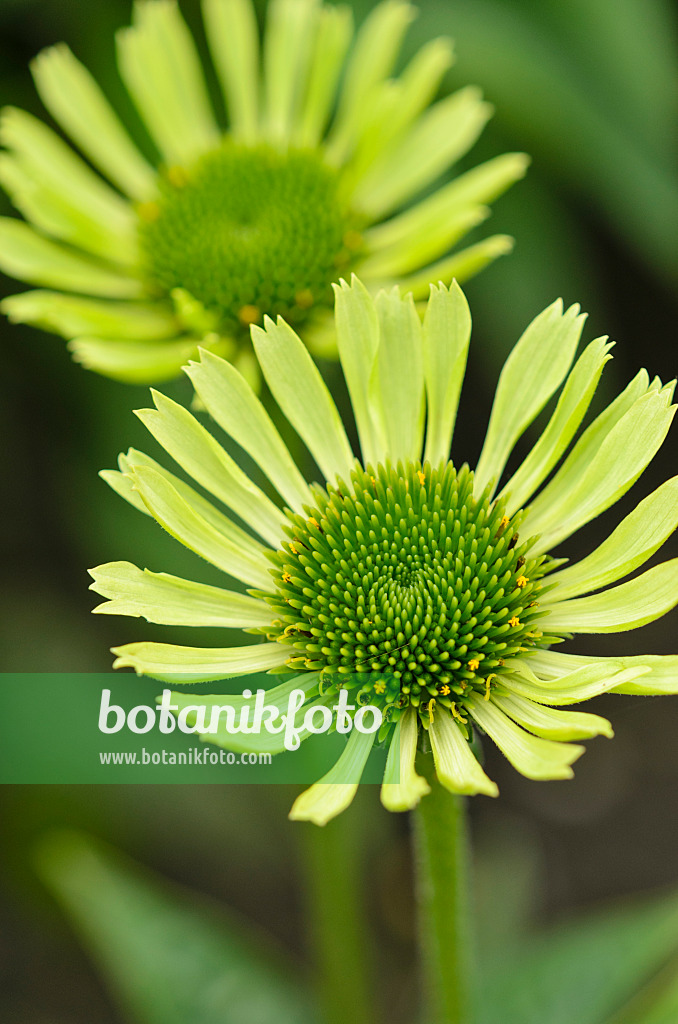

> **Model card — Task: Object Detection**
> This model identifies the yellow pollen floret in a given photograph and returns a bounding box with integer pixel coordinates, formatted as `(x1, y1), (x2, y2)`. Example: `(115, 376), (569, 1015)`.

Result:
(417, 470), (426, 485)
(282, 571), (293, 583)
(451, 704), (467, 724)
(468, 658), (480, 672)
(374, 681), (386, 695)
(137, 200), (160, 222)
(295, 288), (314, 309)
(508, 616), (521, 628)
(484, 673), (497, 700)
(308, 517), (320, 528)
(438, 684), (451, 696)
(500, 515), (510, 530)
(167, 165), (189, 188)
(516, 575), (529, 588)
(238, 304), (261, 326)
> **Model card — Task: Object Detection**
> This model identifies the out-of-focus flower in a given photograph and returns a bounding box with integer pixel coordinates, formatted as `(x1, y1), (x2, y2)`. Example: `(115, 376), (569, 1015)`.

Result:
(91, 276), (677, 823)
(0, 0), (526, 384)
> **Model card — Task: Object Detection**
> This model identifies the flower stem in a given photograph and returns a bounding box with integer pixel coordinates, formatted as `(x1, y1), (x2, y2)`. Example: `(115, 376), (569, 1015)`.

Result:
(300, 802), (377, 1024)
(413, 772), (475, 1024)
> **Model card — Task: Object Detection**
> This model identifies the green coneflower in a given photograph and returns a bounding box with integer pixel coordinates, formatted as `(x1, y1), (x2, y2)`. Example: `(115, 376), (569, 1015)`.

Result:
(0, 0), (526, 384)
(90, 276), (678, 824)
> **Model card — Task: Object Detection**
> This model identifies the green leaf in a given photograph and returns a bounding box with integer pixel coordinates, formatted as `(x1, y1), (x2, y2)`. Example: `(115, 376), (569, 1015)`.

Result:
(34, 830), (318, 1024)
(477, 887), (678, 1024)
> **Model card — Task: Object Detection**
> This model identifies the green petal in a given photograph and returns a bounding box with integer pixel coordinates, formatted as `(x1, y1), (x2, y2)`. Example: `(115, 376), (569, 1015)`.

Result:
(293, 4), (353, 148)
(359, 206), (488, 280)
(89, 560), (272, 628)
(422, 281), (471, 465)
(2, 290), (176, 340)
(474, 299), (586, 497)
(467, 694), (584, 780)
(491, 689), (613, 740)
(203, 0), (260, 142)
(136, 390), (286, 546)
(530, 651), (678, 697)
(111, 640), (287, 682)
(547, 477), (678, 600)
(116, 0), (218, 166)
(543, 559), (678, 633)
(185, 348), (312, 512)
(30, 43), (156, 200)
(499, 337), (613, 514)
(381, 708), (430, 811)
(325, 0), (415, 166)
(523, 381), (676, 551)
(498, 662), (651, 705)
(124, 462), (273, 590)
(429, 710), (498, 796)
(69, 336), (202, 383)
(369, 287), (425, 463)
(0, 218), (142, 297)
(289, 728), (375, 825)
(364, 152), (530, 252)
(250, 316), (355, 483)
(350, 87), (492, 218)
(398, 235), (514, 299)
(332, 276), (385, 466)
(263, 0), (319, 144)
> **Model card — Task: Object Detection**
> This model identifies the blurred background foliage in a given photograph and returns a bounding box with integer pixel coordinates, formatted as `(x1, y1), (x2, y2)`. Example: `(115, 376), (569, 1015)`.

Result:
(0, 0), (677, 1021)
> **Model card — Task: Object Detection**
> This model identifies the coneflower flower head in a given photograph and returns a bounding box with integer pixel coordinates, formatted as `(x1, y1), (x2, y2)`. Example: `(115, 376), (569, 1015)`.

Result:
(0, 0), (526, 384)
(91, 277), (678, 824)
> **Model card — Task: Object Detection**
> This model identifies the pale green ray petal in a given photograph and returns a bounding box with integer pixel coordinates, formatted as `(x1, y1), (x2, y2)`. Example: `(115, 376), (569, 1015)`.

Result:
(69, 336), (201, 383)
(263, 0), (319, 144)
(111, 640), (287, 682)
(293, 4), (353, 148)
(185, 348), (312, 512)
(498, 663), (651, 705)
(100, 468), (149, 515)
(89, 560), (272, 628)
(125, 463), (273, 590)
(2, 291), (176, 340)
(369, 288), (424, 463)
(359, 206), (488, 280)
(332, 276), (385, 466)
(543, 560), (678, 633)
(500, 338), (613, 514)
(116, 0), (219, 166)
(523, 384), (676, 551)
(429, 711), (498, 796)
(325, 0), (415, 166)
(381, 708), (430, 811)
(364, 153), (530, 252)
(0, 219), (142, 296)
(30, 44), (155, 199)
(289, 728), (375, 825)
(474, 299), (586, 498)
(491, 689), (613, 740)
(398, 235), (514, 299)
(547, 477), (678, 600)
(136, 391), (286, 546)
(423, 281), (471, 465)
(203, 0), (260, 142)
(350, 88), (492, 218)
(251, 316), (354, 483)
(467, 694), (584, 780)
(525, 649), (678, 696)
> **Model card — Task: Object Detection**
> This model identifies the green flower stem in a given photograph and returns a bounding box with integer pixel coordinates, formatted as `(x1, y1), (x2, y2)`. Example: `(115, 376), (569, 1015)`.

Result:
(300, 807), (377, 1024)
(413, 767), (475, 1024)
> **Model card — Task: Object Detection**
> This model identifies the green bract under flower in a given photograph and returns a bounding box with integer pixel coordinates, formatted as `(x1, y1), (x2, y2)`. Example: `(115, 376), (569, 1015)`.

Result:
(91, 276), (678, 825)
(0, 0), (527, 384)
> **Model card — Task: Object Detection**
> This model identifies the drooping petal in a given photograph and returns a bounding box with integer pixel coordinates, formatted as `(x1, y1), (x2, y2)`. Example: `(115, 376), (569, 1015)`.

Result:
(422, 281), (471, 465)
(466, 694), (584, 780)
(263, 0), (319, 145)
(30, 43), (155, 199)
(116, 0), (219, 166)
(523, 383), (676, 551)
(546, 478), (678, 601)
(89, 561), (272, 628)
(497, 662), (651, 705)
(491, 689), (613, 740)
(0, 218), (142, 297)
(68, 337), (202, 384)
(473, 299), (586, 497)
(2, 290), (177, 341)
(185, 348), (312, 512)
(251, 315), (355, 483)
(289, 728), (376, 825)
(135, 390), (286, 546)
(429, 711), (498, 796)
(499, 337), (613, 514)
(203, 0), (260, 142)
(111, 640), (288, 682)
(381, 708), (430, 811)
